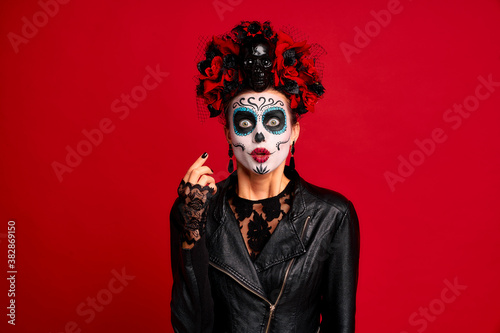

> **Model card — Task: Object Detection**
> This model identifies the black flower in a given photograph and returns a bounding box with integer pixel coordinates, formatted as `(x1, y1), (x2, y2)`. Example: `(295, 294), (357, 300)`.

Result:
(282, 79), (300, 95)
(233, 198), (254, 221)
(307, 82), (325, 96)
(208, 104), (221, 118)
(262, 197), (282, 221)
(248, 22), (261, 34)
(283, 49), (296, 66)
(247, 213), (271, 253)
(205, 44), (222, 61)
(197, 59), (211, 75)
(263, 24), (274, 38)
(295, 103), (308, 115)
(224, 79), (239, 94)
(223, 54), (237, 69)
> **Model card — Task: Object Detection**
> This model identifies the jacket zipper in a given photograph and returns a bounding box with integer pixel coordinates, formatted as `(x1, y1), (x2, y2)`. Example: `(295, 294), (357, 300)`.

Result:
(265, 215), (310, 333)
(208, 263), (274, 315)
(210, 215), (311, 333)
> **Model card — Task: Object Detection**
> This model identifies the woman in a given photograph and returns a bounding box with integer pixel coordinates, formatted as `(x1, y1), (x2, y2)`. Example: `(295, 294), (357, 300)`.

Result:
(170, 21), (360, 333)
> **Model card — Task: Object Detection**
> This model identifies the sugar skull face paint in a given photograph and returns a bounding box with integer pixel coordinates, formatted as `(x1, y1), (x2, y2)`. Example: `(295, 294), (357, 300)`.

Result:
(228, 90), (294, 175)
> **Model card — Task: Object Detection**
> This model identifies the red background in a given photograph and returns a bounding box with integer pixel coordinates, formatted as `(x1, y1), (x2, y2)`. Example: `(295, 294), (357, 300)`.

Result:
(1, 0), (500, 332)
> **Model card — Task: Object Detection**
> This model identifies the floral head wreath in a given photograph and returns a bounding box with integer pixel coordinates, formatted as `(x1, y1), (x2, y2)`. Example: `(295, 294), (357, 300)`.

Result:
(196, 21), (326, 122)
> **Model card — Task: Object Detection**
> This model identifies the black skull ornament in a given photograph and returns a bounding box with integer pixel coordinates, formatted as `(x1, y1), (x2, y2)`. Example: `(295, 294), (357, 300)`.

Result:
(241, 39), (275, 92)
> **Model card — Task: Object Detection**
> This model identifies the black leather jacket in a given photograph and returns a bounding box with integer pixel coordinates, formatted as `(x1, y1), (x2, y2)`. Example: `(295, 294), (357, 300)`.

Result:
(170, 166), (360, 333)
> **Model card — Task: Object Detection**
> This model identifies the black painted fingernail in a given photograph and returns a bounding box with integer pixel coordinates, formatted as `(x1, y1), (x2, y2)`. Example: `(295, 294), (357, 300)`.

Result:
(210, 168), (213, 172)
(201, 152), (208, 158)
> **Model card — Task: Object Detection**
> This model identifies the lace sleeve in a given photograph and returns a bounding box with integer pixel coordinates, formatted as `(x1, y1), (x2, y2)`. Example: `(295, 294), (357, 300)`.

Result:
(177, 180), (215, 244)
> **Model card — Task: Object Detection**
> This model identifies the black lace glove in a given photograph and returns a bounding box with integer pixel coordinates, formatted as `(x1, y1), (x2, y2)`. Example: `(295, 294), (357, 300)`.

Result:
(177, 180), (215, 245)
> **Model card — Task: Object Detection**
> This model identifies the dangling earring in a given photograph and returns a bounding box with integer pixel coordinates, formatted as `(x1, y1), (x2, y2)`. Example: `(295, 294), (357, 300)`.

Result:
(290, 141), (295, 170)
(228, 143), (234, 173)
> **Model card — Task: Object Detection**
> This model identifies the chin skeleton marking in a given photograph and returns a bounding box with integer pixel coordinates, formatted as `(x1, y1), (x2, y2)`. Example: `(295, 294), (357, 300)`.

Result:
(254, 165), (270, 175)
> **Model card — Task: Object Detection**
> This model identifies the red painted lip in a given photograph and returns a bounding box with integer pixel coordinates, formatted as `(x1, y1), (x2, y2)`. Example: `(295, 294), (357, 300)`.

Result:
(250, 148), (270, 163)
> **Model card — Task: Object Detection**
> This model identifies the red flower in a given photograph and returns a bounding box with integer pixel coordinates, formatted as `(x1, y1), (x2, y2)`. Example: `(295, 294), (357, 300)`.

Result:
(223, 68), (236, 82)
(273, 31), (312, 85)
(202, 74), (224, 109)
(212, 36), (239, 56)
(283, 65), (298, 82)
(289, 94), (301, 109)
(275, 31), (311, 59)
(302, 89), (319, 112)
(298, 58), (319, 85)
(200, 56), (223, 81)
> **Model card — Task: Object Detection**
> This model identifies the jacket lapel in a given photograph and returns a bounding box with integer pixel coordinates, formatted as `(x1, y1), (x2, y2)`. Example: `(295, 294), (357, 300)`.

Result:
(207, 210), (267, 296)
(252, 212), (306, 272)
(208, 173), (267, 297)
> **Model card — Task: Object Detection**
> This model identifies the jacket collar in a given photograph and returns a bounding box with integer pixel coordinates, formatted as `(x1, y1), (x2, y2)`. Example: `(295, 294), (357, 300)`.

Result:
(208, 166), (308, 297)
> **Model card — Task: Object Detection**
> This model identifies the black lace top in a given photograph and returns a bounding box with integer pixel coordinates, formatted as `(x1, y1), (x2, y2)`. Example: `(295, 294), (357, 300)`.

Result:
(228, 180), (294, 261)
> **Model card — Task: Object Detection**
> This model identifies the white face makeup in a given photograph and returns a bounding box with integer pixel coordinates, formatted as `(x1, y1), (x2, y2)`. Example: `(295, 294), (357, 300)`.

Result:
(228, 90), (293, 175)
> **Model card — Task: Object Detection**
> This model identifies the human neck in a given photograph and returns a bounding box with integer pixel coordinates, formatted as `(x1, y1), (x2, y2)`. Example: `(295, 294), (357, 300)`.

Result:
(235, 162), (290, 200)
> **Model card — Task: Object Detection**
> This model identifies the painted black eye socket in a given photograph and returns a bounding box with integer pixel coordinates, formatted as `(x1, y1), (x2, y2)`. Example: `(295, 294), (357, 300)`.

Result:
(263, 109), (286, 134)
(233, 110), (256, 136)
